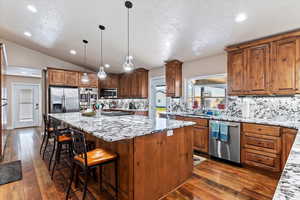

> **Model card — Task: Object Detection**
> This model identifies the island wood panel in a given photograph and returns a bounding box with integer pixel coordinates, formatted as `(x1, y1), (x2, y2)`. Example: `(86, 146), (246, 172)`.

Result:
(85, 126), (193, 200)
(133, 126), (193, 200)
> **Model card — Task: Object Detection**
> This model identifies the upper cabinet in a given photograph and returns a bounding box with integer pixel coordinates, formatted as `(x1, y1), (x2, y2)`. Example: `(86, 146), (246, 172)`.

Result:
(47, 68), (97, 88)
(99, 74), (119, 89)
(48, 69), (66, 86)
(119, 68), (148, 98)
(226, 30), (300, 96)
(165, 60), (182, 97)
(79, 72), (98, 88)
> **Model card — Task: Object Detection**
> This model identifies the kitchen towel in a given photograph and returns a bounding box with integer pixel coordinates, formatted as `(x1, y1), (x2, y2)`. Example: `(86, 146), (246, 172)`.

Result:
(211, 121), (220, 139)
(220, 122), (229, 142)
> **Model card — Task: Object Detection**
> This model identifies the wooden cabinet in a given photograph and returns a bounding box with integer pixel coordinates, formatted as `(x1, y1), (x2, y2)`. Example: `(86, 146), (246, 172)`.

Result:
(119, 68), (148, 98)
(175, 116), (209, 153)
(246, 44), (270, 95)
(165, 60), (182, 97)
(99, 74), (119, 89)
(48, 69), (66, 86)
(228, 50), (246, 95)
(65, 71), (79, 86)
(242, 123), (282, 172)
(281, 128), (297, 169)
(79, 72), (98, 88)
(270, 38), (300, 94)
(226, 30), (300, 96)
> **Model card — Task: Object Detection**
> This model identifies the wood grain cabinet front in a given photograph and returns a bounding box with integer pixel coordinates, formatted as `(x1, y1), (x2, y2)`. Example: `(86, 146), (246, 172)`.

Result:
(226, 30), (300, 96)
(281, 128), (297, 169)
(165, 60), (182, 97)
(48, 69), (66, 86)
(65, 71), (79, 86)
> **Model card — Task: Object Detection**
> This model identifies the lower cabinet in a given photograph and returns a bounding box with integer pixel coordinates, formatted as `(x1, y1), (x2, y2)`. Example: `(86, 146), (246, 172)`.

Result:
(175, 116), (209, 153)
(281, 128), (297, 168)
(242, 123), (297, 172)
(193, 127), (209, 153)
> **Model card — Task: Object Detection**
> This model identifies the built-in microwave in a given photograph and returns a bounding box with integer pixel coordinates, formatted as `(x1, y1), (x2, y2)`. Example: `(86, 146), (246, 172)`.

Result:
(100, 88), (117, 98)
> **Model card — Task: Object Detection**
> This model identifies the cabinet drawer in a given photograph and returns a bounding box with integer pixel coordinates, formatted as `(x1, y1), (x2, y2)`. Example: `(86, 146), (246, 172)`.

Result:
(244, 134), (281, 154)
(184, 117), (208, 127)
(243, 123), (280, 136)
(243, 149), (280, 172)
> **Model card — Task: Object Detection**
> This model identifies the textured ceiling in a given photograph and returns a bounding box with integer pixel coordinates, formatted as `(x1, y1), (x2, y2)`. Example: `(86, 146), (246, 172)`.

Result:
(1, 0), (300, 73)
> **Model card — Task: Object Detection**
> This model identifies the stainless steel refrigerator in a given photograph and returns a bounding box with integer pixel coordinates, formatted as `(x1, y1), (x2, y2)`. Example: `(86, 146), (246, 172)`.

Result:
(49, 87), (79, 113)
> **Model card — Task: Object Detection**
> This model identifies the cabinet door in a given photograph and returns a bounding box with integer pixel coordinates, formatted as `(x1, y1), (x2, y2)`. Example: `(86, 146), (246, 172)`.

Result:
(48, 69), (65, 86)
(281, 128), (297, 169)
(65, 71), (79, 86)
(165, 60), (182, 97)
(271, 38), (300, 94)
(88, 73), (98, 88)
(193, 127), (208, 153)
(228, 50), (246, 95)
(166, 65), (175, 96)
(246, 44), (270, 94)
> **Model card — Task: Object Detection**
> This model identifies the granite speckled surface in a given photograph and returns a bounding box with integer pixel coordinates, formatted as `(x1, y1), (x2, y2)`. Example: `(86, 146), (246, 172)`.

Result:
(49, 112), (195, 142)
(163, 111), (300, 200)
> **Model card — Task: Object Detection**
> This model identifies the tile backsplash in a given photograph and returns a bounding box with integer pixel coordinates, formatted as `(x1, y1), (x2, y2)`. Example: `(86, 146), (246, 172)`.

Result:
(168, 96), (300, 121)
(98, 99), (148, 110)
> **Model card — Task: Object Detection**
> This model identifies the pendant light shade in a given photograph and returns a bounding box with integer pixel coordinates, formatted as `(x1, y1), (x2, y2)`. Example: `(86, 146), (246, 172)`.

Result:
(81, 40), (90, 83)
(97, 25), (108, 80)
(123, 1), (134, 72)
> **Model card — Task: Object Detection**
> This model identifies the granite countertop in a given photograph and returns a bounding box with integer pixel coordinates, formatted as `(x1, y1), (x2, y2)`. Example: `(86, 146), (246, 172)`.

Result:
(163, 111), (300, 200)
(105, 108), (149, 112)
(49, 112), (195, 142)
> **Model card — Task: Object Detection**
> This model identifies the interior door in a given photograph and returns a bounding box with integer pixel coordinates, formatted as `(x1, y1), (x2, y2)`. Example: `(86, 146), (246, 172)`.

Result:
(14, 84), (40, 128)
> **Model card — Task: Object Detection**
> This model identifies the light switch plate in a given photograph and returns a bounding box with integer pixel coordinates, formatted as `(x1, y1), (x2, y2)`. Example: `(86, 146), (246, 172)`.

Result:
(167, 130), (174, 136)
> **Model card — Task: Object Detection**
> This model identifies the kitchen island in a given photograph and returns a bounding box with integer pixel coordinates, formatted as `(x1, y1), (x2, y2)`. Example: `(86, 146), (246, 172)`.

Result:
(49, 112), (195, 200)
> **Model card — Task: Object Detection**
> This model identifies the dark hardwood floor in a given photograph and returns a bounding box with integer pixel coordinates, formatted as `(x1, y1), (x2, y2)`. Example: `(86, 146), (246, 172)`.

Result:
(0, 128), (280, 200)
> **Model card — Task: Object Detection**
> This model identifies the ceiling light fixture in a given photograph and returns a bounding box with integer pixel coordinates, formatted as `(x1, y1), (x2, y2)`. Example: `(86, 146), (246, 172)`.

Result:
(97, 25), (108, 80)
(123, 1), (134, 72)
(70, 50), (77, 55)
(27, 5), (37, 13)
(235, 12), (247, 23)
(24, 31), (32, 37)
(81, 40), (90, 83)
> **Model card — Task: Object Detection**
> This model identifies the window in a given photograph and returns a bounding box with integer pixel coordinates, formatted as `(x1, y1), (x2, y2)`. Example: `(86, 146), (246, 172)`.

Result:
(187, 74), (227, 111)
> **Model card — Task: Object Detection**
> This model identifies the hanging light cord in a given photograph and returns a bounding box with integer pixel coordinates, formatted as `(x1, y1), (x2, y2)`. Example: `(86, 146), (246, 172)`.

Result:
(127, 6), (130, 58)
(84, 42), (87, 65)
(100, 29), (103, 67)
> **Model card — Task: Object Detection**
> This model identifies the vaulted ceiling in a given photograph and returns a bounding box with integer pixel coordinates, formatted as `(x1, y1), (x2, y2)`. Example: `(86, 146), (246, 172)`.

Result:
(1, 0), (300, 73)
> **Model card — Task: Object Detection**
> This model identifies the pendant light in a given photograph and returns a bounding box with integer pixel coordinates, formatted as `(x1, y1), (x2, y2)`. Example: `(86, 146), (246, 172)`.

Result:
(81, 40), (90, 83)
(123, 1), (134, 72)
(97, 25), (108, 80)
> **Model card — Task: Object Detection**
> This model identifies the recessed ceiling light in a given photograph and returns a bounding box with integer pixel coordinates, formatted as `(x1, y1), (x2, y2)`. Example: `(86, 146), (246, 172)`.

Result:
(104, 64), (110, 68)
(27, 5), (37, 13)
(24, 31), (32, 37)
(235, 13), (247, 23)
(70, 50), (77, 55)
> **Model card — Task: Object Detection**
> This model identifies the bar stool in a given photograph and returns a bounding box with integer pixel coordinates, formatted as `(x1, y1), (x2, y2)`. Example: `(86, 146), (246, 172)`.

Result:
(66, 129), (118, 200)
(50, 125), (73, 179)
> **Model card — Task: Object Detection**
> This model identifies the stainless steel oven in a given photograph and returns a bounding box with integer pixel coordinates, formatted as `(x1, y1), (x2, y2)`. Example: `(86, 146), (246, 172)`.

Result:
(209, 120), (241, 163)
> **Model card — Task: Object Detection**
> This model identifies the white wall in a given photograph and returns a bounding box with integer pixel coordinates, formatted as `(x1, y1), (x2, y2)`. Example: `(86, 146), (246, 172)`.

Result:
(0, 38), (90, 72)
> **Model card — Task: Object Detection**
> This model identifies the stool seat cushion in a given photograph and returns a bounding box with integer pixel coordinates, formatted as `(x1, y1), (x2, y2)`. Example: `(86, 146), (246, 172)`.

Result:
(58, 135), (72, 142)
(74, 148), (117, 166)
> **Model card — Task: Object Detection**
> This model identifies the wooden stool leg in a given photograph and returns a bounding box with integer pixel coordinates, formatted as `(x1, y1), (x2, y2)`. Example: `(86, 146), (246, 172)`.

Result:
(74, 166), (80, 188)
(66, 163), (75, 200)
(115, 160), (118, 200)
(82, 169), (89, 200)
(99, 166), (103, 192)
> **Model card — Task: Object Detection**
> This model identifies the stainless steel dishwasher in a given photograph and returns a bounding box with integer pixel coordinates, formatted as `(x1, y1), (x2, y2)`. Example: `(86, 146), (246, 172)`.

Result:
(209, 120), (241, 163)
